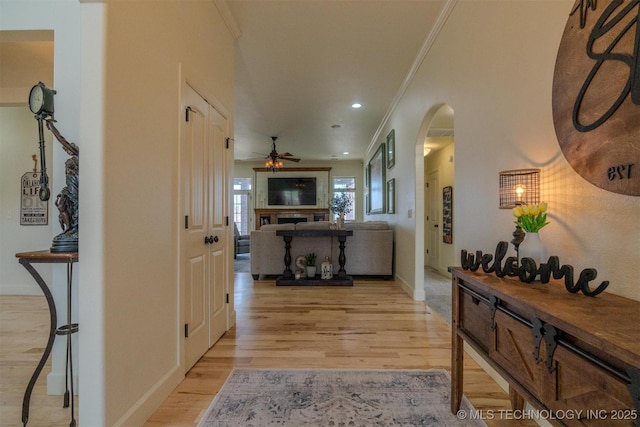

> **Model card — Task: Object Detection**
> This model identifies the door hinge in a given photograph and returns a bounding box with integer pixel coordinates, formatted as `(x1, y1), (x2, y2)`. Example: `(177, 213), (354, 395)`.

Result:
(226, 137), (234, 149)
(426, 182), (430, 188)
(184, 323), (189, 338)
(226, 216), (229, 226)
(185, 215), (189, 229)
(226, 293), (229, 304)
(185, 106), (192, 122)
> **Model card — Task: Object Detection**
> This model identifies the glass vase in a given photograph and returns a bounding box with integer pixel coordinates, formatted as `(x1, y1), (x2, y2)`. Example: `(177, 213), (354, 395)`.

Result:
(519, 232), (547, 265)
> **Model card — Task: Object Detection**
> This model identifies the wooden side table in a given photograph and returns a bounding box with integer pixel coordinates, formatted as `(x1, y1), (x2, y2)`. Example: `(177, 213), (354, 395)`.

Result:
(15, 250), (78, 427)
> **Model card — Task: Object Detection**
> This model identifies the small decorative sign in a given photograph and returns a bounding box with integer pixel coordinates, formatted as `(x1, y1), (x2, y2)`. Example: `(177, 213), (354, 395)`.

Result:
(20, 171), (48, 225)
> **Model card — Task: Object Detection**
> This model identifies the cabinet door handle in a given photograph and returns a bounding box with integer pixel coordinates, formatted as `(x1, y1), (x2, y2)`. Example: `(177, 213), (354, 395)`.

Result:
(204, 236), (213, 244)
(213, 236), (219, 243)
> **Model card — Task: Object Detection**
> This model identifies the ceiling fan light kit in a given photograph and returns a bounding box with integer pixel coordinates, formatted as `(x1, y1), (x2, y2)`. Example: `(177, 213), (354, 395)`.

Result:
(265, 136), (300, 172)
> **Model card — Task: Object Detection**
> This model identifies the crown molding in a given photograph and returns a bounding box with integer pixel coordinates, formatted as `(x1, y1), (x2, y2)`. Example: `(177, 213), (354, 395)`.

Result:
(214, 0), (241, 40)
(366, 0), (458, 158)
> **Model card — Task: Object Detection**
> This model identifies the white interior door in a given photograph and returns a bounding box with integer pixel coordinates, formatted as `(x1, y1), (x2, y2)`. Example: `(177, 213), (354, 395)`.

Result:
(426, 170), (440, 270)
(207, 105), (228, 346)
(182, 84), (210, 370)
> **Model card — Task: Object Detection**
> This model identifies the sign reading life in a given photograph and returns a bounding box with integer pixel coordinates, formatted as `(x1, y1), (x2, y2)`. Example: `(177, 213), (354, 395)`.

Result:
(552, 0), (640, 196)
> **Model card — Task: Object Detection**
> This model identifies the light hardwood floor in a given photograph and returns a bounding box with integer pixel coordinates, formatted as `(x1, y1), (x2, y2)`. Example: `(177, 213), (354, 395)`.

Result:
(1, 273), (537, 426)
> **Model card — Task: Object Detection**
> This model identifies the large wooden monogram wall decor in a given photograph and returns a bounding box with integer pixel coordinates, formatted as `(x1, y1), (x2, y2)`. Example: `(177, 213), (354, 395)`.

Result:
(552, 0), (639, 196)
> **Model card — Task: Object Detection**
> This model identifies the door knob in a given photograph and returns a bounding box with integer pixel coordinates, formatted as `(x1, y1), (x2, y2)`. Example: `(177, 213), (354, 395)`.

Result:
(213, 236), (219, 243)
(204, 236), (213, 244)
(434, 224), (439, 228)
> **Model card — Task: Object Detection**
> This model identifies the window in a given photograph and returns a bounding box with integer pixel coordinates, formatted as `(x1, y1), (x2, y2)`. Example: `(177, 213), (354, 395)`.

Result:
(233, 178), (252, 234)
(332, 177), (356, 221)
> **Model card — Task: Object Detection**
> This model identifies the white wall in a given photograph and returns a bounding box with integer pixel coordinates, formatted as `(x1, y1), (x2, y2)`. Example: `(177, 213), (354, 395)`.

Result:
(3, 0), (235, 425)
(0, 106), (53, 294)
(1, 0), (84, 396)
(91, 2), (235, 424)
(367, 0), (640, 301)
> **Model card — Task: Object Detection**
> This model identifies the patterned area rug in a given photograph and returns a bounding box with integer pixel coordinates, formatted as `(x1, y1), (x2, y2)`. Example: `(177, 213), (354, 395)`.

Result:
(198, 368), (485, 427)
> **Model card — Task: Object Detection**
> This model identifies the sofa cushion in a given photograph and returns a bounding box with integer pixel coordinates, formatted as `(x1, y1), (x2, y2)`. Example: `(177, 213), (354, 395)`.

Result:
(295, 221), (331, 230)
(344, 221), (389, 230)
(260, 223), (295, 231)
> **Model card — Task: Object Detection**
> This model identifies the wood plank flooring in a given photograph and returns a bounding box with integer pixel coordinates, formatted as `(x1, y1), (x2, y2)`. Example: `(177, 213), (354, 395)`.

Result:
(1, 273), (537, 426)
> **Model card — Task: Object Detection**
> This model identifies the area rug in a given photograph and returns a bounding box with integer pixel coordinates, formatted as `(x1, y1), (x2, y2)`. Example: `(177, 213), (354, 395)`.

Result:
(197, 368), (485, 427)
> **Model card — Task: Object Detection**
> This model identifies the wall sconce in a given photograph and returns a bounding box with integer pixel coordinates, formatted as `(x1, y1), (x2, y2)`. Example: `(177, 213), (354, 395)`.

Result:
(499, 168), (540, 209)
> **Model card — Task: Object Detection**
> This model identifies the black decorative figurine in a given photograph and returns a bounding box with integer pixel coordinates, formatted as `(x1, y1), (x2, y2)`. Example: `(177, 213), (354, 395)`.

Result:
(28, 82), (79, 253)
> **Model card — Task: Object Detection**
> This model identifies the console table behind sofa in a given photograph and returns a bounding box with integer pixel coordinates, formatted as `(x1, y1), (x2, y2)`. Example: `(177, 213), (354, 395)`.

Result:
(250, 221), (393, 279)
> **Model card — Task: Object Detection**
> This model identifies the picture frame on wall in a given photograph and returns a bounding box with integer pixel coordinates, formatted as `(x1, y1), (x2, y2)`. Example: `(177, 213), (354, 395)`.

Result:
(387, 178), (395, 214)
(443, 185), (453, 244)
(367, 143), (386, 214)
(386, 129), (395, 169)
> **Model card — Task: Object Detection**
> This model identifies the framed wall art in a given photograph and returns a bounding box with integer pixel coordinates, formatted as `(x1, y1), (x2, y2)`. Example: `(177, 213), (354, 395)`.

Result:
(387, 178), (395, 214)
(386, 129), (395, 169)
(367, 143), (386, 214)
(443, 185), (453, 244)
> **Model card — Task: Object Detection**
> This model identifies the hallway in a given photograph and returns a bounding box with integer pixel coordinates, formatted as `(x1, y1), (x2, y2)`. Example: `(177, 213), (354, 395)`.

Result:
(145, 273), (535, 426)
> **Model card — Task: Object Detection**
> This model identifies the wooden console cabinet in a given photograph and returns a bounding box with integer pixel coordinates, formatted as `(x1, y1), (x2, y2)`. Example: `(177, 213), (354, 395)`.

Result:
(451, 267), (639, 426)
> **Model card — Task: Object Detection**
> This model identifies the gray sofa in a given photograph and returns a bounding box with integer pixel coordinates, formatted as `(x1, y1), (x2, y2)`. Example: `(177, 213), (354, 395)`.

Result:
(250, 221), (393, 279)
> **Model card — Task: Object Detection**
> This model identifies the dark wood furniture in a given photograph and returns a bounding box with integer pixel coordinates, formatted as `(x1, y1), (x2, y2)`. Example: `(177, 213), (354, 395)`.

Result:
(16, 250), (79, 427)
(451, 267), (639, 426)
(255, 208), (330, 229)
(275, 229), (353, 286)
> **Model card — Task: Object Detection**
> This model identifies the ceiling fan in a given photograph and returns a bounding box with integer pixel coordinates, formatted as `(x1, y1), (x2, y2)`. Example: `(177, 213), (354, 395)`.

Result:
(258, 136), (300, 171)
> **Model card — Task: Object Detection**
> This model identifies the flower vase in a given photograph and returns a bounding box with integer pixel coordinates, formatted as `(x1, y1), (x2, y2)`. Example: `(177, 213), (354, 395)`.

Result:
(519, 232), (547, 265)
(338, 212), (345, 230)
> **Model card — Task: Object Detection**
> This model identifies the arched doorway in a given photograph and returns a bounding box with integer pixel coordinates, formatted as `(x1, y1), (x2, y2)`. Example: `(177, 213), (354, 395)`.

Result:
(414, 104), (455, 313)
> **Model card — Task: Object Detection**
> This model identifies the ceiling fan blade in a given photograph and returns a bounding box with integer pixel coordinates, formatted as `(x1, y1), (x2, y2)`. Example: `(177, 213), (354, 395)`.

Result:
(252, 151), (268, 157)
(283, 157), (301, 162)
(278, 152), (294, 157)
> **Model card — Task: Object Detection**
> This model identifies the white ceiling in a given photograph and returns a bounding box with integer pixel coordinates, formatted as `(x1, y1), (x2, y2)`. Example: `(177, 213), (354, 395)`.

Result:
(227, 0), (449, 163)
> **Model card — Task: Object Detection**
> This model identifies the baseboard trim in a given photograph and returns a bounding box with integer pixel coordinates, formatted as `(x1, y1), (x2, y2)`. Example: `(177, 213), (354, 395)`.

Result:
(112, 364), (183, 427)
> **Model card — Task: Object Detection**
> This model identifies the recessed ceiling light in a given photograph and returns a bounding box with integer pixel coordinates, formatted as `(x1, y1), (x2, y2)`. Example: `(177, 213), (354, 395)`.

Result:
(343, 152), (349, 155)
(351, 103), (362, 109)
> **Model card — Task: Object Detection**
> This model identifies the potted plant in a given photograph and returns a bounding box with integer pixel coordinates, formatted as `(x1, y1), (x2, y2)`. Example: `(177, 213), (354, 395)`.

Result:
(329, 193), (353, 229)
(304, 252), (317, 278)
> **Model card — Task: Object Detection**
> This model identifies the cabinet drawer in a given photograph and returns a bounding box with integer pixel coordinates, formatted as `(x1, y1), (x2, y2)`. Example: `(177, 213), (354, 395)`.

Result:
(490, 310), (547, 401)
(545, 345), (634, 427)
(459, 287), (491, 352)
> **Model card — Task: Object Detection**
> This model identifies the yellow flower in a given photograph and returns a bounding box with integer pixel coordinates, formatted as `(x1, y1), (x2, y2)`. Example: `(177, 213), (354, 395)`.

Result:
(512, 206), (523, 217)
(539, 201), (548, 213)
(521, 205), (530, 215)
(530, 205), (540, 215)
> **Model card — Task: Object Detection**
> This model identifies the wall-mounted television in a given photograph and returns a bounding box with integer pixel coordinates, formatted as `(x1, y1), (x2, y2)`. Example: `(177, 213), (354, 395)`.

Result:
(268, 177), (317, 206)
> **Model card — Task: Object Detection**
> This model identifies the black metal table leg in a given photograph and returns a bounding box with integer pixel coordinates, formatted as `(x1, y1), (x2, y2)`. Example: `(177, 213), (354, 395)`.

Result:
(16, 251), (78, 427)
(19, 260), (58, 427)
